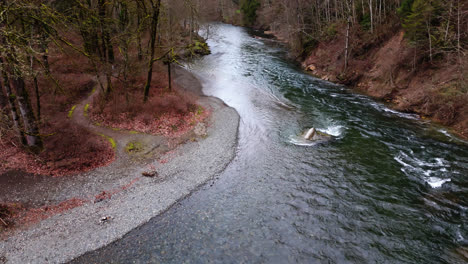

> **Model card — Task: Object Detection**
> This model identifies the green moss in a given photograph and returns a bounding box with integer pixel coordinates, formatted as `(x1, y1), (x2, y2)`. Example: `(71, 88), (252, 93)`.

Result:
(188, 40), (211, 56)
(196, 106), (204, 115)
(68, 105), (77, 118)
(89, 88), (96, 96)
(99, 133), (116, 149)
(125, 141), (143, 153)
(84, 104), (90, 117)
(129, 131), (139, 134)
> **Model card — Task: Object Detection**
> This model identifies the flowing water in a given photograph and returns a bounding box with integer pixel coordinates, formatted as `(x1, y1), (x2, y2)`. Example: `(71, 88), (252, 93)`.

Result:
(76, 24), (468, 263)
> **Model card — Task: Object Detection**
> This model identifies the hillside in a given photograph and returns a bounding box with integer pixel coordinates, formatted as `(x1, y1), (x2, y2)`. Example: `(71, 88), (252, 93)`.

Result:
(234, 0), (468, 137)
(301, 26), (468, 137)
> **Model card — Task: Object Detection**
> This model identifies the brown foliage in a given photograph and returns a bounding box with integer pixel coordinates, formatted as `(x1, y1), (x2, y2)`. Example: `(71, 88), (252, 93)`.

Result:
(89, 68), (208, 138)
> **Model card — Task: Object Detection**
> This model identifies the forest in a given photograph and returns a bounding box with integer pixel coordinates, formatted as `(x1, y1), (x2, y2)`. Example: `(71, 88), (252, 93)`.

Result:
(0, 0), (213, 176)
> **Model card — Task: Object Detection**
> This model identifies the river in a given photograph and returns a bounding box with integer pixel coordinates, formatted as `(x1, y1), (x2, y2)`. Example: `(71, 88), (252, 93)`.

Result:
(73, 24), (468, 263)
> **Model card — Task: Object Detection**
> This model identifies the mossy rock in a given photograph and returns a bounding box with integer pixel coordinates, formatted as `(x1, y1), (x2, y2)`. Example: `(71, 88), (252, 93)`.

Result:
(188, 41), (211, 56)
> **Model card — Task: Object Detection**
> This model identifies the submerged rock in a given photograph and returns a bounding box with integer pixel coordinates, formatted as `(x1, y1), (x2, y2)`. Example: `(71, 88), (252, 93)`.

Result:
(304, 128), (316, 140)
(303, 128), (332, 141)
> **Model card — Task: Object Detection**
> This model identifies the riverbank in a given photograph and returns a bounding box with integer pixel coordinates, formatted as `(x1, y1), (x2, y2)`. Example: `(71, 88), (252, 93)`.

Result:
(260, 27), (467, 139)
(0, 66), (240, 263)
(309, 33), (467, 139)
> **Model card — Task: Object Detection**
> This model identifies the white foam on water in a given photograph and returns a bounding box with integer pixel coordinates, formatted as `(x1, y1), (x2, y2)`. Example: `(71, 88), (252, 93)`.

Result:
(394, 151), (452, 188)
(318, 125), (344, 137)
(425, 177), (451, 188)
(288, 135), (319, 147)
(382, 107), (419, 120)
(439, 129), (452, 137)
(368, 102), (419, 120)
(394, 155), (409, 167)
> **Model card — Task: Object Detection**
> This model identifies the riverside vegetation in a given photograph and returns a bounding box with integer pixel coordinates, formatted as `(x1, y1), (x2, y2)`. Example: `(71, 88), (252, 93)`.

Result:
(220, 0), (468, 137)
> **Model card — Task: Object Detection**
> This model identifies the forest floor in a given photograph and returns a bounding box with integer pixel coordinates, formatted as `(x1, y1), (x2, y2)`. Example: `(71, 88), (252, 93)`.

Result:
(0, 66), (240, 263)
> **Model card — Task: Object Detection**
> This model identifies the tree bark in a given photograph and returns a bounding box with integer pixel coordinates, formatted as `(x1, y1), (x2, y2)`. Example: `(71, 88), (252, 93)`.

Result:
(12, 75), (43, 151)
(143, 0), (162, 102)
(457, 0), (461, 62)
(369, 0), (374, 33)
(168, 62), (172, 91)
(344, 16), (351, 71)
(1, 68), (26, 145)
(427, 20), (433, 62)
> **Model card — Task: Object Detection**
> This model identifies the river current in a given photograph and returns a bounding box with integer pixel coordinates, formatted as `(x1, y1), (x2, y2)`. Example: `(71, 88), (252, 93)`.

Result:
(75, 24), (468, 263)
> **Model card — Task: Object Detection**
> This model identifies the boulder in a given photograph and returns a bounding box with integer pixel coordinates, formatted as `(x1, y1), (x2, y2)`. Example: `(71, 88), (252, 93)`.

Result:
(304, 128), (316, 140)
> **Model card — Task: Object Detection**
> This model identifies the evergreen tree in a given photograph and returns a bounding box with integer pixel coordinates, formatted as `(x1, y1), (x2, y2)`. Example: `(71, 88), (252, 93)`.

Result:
(240, 0), (260, 26)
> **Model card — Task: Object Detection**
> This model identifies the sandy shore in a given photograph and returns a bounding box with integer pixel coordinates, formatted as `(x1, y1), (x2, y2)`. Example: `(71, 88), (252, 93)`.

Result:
(0, 67), (240, 263)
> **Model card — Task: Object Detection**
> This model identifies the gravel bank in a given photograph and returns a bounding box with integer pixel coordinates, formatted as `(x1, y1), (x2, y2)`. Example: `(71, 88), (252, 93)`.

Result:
(0, 67), (240, 264)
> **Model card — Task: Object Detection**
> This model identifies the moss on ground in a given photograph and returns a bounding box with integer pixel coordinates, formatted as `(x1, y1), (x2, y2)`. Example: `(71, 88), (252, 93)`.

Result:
(84, 104), (90, 117)
(98, 133), (116, 149)
(89, 88), (96, 96)
(68, 105), (77, 118)
(125, 141), (143, 154)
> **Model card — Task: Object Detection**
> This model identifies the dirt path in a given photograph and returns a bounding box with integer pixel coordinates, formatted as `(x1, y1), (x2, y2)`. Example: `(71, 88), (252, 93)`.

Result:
(70, 77), (172, 165)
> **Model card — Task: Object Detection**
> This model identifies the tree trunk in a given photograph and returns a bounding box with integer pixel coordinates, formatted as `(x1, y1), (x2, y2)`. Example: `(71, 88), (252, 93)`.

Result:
(369, 0), (374, 33)
(137, 7), (143, 61)
(168, 62), (172, 91)
(457, 0), (461, 62)
(12, 75), (43, 151)
(1, 68), (26, 145)
(344, 16), (351, 71)
(143, 0), (162, 102)
(40, 34), (50, 74)
(30, 51), (40, 121)
(33, 75), (40, 121)
(427, 20), (433, 62)
(105, 72), (112, 97)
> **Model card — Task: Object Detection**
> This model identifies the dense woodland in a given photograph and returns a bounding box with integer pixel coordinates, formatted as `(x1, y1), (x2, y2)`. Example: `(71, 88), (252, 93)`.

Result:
(0, 0), (213, 175)
(0, 0), (211, 149)
(235, 0), (468, 61)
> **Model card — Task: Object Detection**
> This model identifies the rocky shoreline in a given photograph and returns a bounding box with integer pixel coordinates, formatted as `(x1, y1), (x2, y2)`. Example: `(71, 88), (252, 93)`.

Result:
(0, 67), (240, 263)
